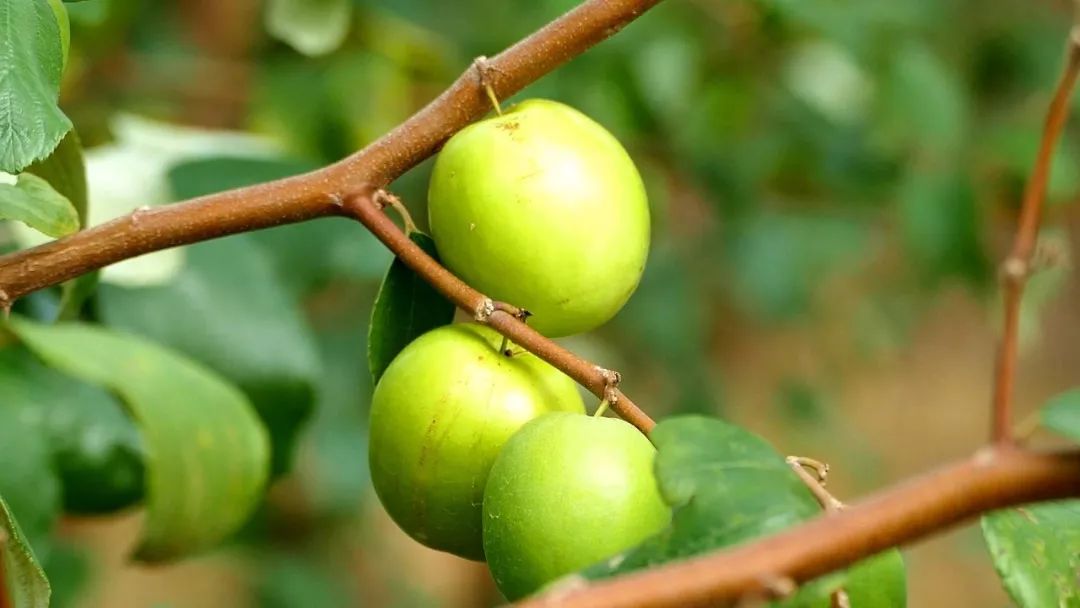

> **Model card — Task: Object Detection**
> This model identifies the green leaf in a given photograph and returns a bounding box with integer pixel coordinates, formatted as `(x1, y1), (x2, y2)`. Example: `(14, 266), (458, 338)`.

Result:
(584, 416), (905, 605)
(0, 0), (72, 173)
(265, 0), (352, 56)
(98, 236), (320, 477)
(0, 496), (51, 608)
(368, 231), (455, 383)
(0, 173), (79, 238)
(897, 168), (989, 287)
(0, 387), (61, 547)
(982, 501), (1080, 607)
(0, 346), (144, 514)
(878, 42), (967, 156)
(1041, 389), (1080, 444)
(9, 318), (270, 561)
(24, 130), (95, 319)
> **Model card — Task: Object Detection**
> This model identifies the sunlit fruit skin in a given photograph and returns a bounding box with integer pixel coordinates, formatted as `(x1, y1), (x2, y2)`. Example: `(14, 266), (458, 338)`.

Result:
(482, 412), (671, 600)
(368, 323), (584, 561)
(840, 548), (906, 607)
(428, 99), (650, 337)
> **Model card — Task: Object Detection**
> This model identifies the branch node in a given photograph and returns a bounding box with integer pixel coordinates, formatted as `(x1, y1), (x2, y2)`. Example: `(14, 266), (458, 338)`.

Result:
(129, 205), (152, 226)
(1000, 256), (1028, 283)
(473, 55), (505, 115)
(474, 297), (496, 322)
(594, 366), (622, 406)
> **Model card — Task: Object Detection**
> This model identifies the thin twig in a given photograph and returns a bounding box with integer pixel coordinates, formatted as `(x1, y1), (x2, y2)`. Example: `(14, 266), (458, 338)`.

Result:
(991, 27), (1080, 445)
(513, 447), (1080, 607)
(787, 457), (844, 513)
(0, 0), (664, 302)
(342, 191), (656, 434)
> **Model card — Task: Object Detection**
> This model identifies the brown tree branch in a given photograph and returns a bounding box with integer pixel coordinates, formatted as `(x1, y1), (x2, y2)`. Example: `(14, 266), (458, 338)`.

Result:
(0, 0), (664, 307)
(342, 191), (656, 434)
(991, 26), (1080, 444)
(514, 447), (1080, 608)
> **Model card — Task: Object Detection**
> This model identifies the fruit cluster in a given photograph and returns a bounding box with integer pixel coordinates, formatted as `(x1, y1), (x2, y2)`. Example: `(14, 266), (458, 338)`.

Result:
(368, 99), (669, 600)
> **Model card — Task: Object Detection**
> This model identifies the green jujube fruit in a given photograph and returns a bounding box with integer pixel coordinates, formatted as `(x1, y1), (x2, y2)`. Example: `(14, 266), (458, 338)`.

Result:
(483, 413), (671, 600)
(428, 99), (650, 338)
(368, 323), (584, 561)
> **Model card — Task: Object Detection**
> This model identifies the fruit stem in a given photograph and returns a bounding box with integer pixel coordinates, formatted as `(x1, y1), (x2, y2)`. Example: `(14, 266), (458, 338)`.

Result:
(593, 399), (610, 417)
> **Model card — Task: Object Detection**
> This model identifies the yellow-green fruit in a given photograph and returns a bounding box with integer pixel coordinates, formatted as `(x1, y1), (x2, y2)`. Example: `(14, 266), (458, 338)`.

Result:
(428, 99), (650, 337)
(482, 413), (671, 600)
(368, 323), (584, 561)
(47, 0), (70, 70)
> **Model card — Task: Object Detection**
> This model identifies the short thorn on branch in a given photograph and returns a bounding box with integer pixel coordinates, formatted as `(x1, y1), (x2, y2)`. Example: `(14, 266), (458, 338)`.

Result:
(0, 288), (11, 319)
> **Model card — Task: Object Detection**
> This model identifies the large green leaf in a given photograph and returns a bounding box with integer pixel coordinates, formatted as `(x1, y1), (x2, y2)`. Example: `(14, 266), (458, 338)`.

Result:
(0, 0), (72, 173)
(9, 318), (270, 561)
(0, 387), (60, 548)
(0, 347), (144, 514)
(982, 501), (1080, 607)
(584, 416), (904, 605)
(0, 173), (78, 238)
(368, 231), (455, 383)
(0, 496), (50, 608)
(265, 0), (352, 57)
(98, 236), (320, 476)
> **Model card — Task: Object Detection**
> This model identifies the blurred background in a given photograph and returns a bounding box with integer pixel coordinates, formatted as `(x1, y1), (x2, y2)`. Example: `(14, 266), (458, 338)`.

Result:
(2, 0), (1080, 605)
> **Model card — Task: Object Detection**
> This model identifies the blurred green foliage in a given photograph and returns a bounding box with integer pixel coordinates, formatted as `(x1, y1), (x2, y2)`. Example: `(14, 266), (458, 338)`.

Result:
(1, 0), (1079, 605)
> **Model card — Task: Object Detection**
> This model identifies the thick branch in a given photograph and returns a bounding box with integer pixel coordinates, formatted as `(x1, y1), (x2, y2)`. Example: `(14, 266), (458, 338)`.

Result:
(515, 447), (1080, 608)
(0, 0), (663, 303)
(990, 27), (1080, 444)
(343, 192), (656, 434)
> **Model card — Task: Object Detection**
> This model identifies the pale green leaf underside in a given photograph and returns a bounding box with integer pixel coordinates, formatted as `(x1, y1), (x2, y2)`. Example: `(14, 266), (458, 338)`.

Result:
(0, 172), (78, 237)
(982, 501), (1080, 607)
(265, 0), (352, 56)
(0, 0), (72, 173)
(1041, 388), (1080, 444)
(10, 319), (270, 561)
(0, 496), (50, 608)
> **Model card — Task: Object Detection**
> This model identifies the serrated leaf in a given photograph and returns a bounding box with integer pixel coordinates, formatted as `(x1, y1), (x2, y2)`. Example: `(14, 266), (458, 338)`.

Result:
(982, 501), (1080, 607)
(98, 236), (319, 477)
(0, 173), (78, 238)
(0, 496), (50, 608)
(1041, 389), (1080, 444)
(265, 0), (352, 56)
(584, 416), (905, 606)
(0, 346), (144, 514)
(368, 231), (455, 383)
(0, 0), (72, 173)
(9, 318), (270, 561)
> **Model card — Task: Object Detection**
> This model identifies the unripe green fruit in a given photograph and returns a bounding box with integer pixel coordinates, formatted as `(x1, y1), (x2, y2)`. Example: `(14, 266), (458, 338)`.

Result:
(368, 323), (584, 560)
(428, 99), (650, 337)
(482, 413), (671, 600)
